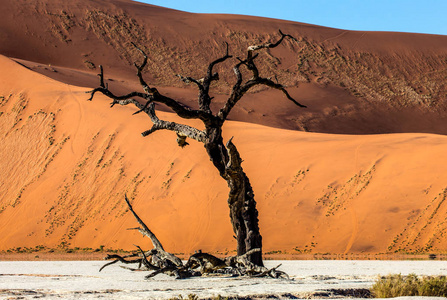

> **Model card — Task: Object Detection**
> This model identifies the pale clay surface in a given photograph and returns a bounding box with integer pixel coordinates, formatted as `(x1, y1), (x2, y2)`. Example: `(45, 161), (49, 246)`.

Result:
(1, 260), (447, 299)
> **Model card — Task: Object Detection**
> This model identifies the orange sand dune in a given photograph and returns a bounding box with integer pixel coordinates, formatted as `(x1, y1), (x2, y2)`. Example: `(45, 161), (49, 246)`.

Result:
(1, 54), (447, 255)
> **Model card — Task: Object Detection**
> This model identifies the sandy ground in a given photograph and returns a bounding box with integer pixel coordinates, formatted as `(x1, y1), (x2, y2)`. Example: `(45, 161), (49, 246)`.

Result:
(1, 260), (447, 299)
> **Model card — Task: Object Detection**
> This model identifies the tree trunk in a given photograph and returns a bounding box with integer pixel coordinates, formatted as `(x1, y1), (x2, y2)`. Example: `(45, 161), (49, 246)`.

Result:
(227, 172), (263, 266)
(204, 127), (263, 266)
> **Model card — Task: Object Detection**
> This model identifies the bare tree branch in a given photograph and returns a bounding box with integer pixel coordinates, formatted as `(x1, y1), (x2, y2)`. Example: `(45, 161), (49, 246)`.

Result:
(135, 245), (159, 271)
(87, 65), (147, 102)
(99, 254), (142, 272)
(138, 102), (206, 143)
(131, 42), (152, 94)
(217, 30), (306, 121)
(105, 98), (206, 144)
(204, 42), (232, 89)
(87, 59), (211, 147)
(124, 194), (164, 250)
(87, 65), (204, 120)
(199, 42), (232, 112)
(124, 195), (183, 267)
(247, 29), (297, 54)
(176, 74), (204, 90)
(98, 65), (105, 88)
(88, 87), (148, 104)
(249, 77), (307, 108)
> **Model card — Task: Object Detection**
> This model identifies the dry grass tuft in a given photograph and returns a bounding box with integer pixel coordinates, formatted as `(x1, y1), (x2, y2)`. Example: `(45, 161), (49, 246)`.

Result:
(371, 273), (447, 298)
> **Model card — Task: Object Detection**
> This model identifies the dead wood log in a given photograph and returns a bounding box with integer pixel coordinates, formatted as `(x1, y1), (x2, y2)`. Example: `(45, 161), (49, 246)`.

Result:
(99, 253), (141, 272)
(99, 196), (289, 279)
(184, 250), (228, 273)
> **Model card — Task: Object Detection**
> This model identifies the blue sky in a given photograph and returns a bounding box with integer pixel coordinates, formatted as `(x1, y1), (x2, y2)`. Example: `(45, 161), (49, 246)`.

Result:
(135, 0), (447, 36)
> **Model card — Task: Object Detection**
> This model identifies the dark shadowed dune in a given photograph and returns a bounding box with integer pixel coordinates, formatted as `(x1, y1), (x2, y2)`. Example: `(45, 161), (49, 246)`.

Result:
(1, 0), (447, 134)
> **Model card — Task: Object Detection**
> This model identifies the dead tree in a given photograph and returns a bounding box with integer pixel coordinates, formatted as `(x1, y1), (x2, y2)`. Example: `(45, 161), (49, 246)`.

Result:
(88, 30), (306, 267)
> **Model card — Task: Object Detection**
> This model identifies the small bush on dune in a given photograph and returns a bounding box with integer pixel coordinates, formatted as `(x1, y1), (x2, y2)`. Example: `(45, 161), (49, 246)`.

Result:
(371, 273), (447, 298)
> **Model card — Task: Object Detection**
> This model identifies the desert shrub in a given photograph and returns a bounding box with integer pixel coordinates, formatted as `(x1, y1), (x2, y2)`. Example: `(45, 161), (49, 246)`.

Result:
(417, 275), (447, 296)
(371, 273), (447, 298)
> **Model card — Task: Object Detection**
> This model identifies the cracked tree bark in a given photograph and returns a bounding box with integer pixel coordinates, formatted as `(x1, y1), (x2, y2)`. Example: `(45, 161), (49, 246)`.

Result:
(88, 30), (306, 267)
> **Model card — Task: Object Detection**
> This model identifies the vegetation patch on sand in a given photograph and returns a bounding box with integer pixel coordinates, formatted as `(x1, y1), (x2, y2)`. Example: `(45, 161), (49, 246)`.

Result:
(371, 273), (447, 298)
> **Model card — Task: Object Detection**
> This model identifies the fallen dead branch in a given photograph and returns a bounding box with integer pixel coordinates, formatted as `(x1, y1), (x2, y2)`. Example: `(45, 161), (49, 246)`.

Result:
(100, 195), (289, 279)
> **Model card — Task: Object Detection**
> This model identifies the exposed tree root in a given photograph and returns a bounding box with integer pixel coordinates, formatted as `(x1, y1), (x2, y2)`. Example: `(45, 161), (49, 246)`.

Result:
(100, 196), (289, 279)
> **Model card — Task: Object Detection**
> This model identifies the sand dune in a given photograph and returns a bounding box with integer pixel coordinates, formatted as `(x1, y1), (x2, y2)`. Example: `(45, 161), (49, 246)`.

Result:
(1, 0), (447, 134)
(1, 0), (447, 257)
(1, 54), (447, 256)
